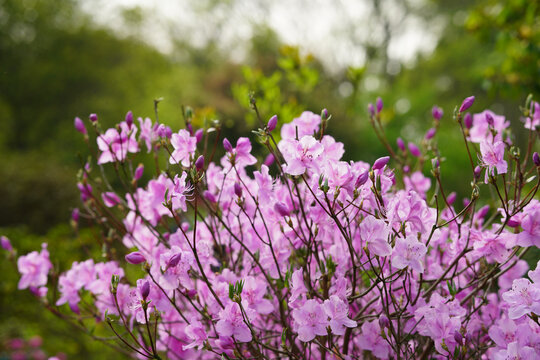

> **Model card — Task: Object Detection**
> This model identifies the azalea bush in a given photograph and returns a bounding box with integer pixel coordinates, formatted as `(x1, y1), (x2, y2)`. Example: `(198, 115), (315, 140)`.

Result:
(3, 94), (540, 360)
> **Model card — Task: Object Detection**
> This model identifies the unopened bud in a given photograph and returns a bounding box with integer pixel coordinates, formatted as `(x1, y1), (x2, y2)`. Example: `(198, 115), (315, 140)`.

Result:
(234, 182), (243, 198)
(454, 330), (463, 345)
(321, 108), (329, 121)
(223, 138), (233, 153)
(167, 253), (182, 269)
(376, 97), (383, 113)
(102, 192), (121, 207)
(141, 281), (150, 300)
(203, 190), (216, 203)
(71, 208), (80, 223)
(397, 138), (405, 151)
(485, 113), (494, 127)
(264, 154), (275, 167)
(74, 117), (87, 135)
(187, 123), (193, 135)
(403, 165), (410, 173)
(274, 202), (290, 217)
(134, 164), (144, 181)
(464, 113), (473, 129)
(408, 142), (421, 157)
(477, 205), (490, 219)
(379, 314), (390, 329)
(1, 236), (12, 251)
(459, 96), (475, 113)
(446, 192), (457, 205)
(533, 152), (540, 167)
(125, 252), (146, 265)
(432, 106), (443, 121)
(368, 103), (375, 116)
(89, 113), (98, 123)
(125, 111), (133, 128)
(474, 165), (482, 178)
(355, 171), (369, 188)
(507, 218), (520, 228)
(267, 115), (278, 132)
(425, 128), (436, 140)
(373, 156), (390, 171)
(195, 155), (204, 171)
(195, 129), (203, 143)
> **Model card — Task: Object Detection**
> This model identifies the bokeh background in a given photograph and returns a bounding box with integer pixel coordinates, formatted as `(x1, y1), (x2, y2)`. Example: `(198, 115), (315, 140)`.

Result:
(0, 0), (538, 358)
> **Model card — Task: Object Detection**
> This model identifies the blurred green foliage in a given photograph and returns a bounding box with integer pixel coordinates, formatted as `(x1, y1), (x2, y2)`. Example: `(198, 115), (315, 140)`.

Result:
(1, 0), (539, 358)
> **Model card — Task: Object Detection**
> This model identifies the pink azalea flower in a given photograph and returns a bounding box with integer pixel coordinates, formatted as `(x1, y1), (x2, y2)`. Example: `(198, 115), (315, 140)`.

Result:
(403, 171), (431, 197)
(158, 246), (194, 290)
(471, 229), (511, 263)
(183, 318), (208, 350)
(292, 299), (329, 342)
(281, 111), (321, 140)
(322, 295), (357, 335)
(138, 117), (159, 152)
(480, 139), (507, 183)
(97, 122), (139, 164)
(524, 101), (540, 130)
(170, 129), (197, 167)
(502, 278), (540, 319)
(357, 320), (391, 359)
(289, 268), (307, 309)
(493, 341), (537, 360)
(280, 135), (323, 176)
(469, 110), (509, 143)
(17, 243), (52, 294)
(391, 236), (427, 273)
(359, 215), (392, 257)
(241, 276), (273, 314)
(228, 137), (257, 168)
(517, 200), (540, 248)
(216, 302), (252, 343)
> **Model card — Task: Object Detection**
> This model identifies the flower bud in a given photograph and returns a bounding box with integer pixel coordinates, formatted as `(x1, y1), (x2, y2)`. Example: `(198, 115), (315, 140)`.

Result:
(89, 113), (98, 123)
(1, 236), (12, 251)
(234, 182), (243, 198)
(408, 142), (421, 157)
(195, 155), (204, 171)
(71, 208), (80, 223)
(373, 156), (390, 171)
(164, 126), (172, 139)
(125, 252), (146, 265)
(446, 192), (457, 205)
(403, 165), (410, 173)
(141, 281), (150, 300)
(464, 113), (473, 129)
(376, 97), (383, 113)
(102, 192), (121, 207)
(264, 154), (275, 167)
(465, 332), (473, 344)
(454, 330), (463, 346)
(187, 123), (193, 135)
(195, 129), (203, 143)
(69, 303), (81, 315)
(274, 202), (290, 217)
(485, 112), (494, 127)
(223, 138), (233, 153)
(125, 111), (133, 128)
(533, 152), (540, 167)
(203, 190), (217, 203)
(459, 96), (475, 113)
(167, 253), (182, 268)
(157, 124), (167, 137)
(379, 314), (390, 329)
(425, 128), (436, 140)
(134, 164), (144, 181)
(507, 218), (520, 228)
(396, 138), (405, 151)
(477, 205), (490, 219)
(474, 165), (482, 178)
(74, 117), (87, 135)
(355, 171), (369, 188)
(321, 108), (329, 120)
(432, 106), (443, 121)
(368, 103), (375, 116)
(267, 115), (278, 132)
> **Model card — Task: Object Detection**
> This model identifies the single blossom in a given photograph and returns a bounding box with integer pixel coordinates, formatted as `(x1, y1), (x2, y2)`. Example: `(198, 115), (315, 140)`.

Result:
(502, 278), (540, 319)
(391, 236), (427, 273)
(215, 302), (252, 343)
(17, 243), (52, 294)
(323, 295), (357, 335)
(292, 299), (329, 342)
(480, 139), (507, 183)
(170, 129), (197, 167)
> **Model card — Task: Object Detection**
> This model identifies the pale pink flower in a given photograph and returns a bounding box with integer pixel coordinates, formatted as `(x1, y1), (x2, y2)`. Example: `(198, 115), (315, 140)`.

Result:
(322, 295), (357, 335)
(502, 278), (540, 319)
(97, 122), (138, 164)
(357, 320), (391, 359)
(469, 110), (509, 143)
(241, 276), (273, 314)
(281, 111), (321, 140)
(280, 135), (323, 176)
(391, 236), (427, 273)
(17, 243), (52, 294)
(183, 318), (207, 350)
(138, 117), (159, 152)
(493, 341), (537, 360)
(359, 215), (392, 257)
(216, 302), (252, 343)
(292, 299), (329, 342)
(170, 129), (197, 167)
(480, 139), (507, 183)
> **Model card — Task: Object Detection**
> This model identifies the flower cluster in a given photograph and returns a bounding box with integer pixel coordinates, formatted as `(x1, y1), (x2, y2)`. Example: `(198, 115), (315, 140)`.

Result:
(4, 96), (540, 359)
